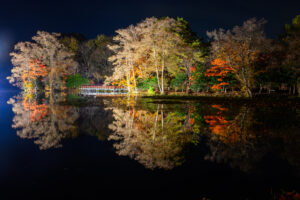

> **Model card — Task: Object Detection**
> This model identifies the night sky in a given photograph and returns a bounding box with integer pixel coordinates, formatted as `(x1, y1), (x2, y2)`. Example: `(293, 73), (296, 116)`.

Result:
(0, 0), (299, 90)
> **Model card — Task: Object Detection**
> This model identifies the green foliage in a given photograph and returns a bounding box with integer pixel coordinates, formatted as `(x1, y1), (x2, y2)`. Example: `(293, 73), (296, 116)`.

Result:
(190, 64), (209, 92)
(69, 37), (78, 52)
(66, 94), (81, 102)
(147, 86), (156, 95)
(66, 73), (89, 89)
(60, 36), (79, 53)
(285, 15), (300, 35)
(171, 73), (187, 89)
(94, 34), (110, 46)
(137, 77), (158, 90)
(176, 17), (209, 54)
(191, 72), (205, 92)
(176, 17), (199, 45)
(223, 72), (239, 88)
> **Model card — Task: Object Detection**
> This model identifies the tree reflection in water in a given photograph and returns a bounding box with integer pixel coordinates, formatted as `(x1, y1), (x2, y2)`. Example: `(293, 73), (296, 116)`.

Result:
(7, 95), (300, 172)
(107, 98), (197, 170)
(8, 95), (79, 150)
(202, 104), (265, 172)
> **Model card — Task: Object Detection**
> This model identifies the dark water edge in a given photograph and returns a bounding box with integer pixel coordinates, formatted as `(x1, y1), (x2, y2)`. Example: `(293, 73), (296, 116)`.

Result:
(0, 94), (299, 199)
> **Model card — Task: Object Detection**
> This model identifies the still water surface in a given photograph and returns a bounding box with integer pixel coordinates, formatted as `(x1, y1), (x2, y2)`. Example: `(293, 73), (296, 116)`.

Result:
(1, 92), (299, 199)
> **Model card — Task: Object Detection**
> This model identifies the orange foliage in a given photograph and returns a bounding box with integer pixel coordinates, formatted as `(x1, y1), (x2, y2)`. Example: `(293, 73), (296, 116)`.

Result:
(22, 59), (48, 82)
(205, 104), (240, 144)
(212, 104), (228, 111)
(205, 115), (228, 135)
(189, 118), (195, 125)
(190, 66), (196, 73)
(205, 59), (233, 90)
(189, 66), (197, 81)
(278, 192), (300, 200)
(22, 100), (49, 122)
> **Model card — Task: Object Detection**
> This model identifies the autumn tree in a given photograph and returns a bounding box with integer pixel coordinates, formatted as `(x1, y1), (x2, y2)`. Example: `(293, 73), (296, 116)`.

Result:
(8, 31), (78, 101)
(106, 17), (206, 94)
(107, 25), (142, 92)
(137, 17), (185, 94)
(19, 59), (48, 94)
(205, 59), (234, 91)
(207, 18), (270, 97)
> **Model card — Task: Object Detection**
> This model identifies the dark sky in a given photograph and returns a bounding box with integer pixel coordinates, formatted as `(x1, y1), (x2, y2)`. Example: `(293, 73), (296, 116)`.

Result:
(0, 0), (299, 89)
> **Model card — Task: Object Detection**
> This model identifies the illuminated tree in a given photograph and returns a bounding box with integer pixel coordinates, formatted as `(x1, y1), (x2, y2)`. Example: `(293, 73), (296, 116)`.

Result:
(205, 59), (234, 90)
(137, 17), (184, 94)
(23, 59), (48, 80)
(107, 25), (143, 92)
(8, 31), (78, 101)
(207, 18), (270, 97)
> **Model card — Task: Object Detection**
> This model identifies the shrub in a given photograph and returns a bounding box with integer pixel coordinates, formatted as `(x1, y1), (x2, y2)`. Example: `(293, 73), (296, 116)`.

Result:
(66, 73), (89, 89)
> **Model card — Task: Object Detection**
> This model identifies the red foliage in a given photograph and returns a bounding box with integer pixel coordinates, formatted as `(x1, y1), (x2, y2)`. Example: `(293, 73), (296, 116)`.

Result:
(205, 59), (233, 90)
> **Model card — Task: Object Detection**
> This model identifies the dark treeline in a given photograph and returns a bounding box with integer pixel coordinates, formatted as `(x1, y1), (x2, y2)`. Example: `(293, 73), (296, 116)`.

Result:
(7, 15), (300, 98)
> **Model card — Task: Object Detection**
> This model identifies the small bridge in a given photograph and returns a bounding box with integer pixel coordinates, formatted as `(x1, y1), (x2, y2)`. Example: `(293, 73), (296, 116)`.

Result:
(79, 85), (128, 96)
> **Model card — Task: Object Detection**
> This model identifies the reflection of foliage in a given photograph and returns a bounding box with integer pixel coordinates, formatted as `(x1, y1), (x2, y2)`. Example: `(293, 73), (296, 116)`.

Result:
(202, 104), (264, 171)
(204, 104), (255, 144)
(108, 104), (197, 170)
(7, 94), (300, 175)
(9, 96), (79, 150)
(195, 102), (300, 172)
(271, 190), (300, 200)
(22, 99), (49, 122)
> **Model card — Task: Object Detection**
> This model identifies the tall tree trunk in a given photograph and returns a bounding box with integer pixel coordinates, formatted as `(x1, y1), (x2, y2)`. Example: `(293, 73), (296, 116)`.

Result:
(152, 105), (159, 141)
(186, 63), (191, 94)
(184, 106), (192, 131)
(126, 73), (131, 93)
(161, 52), (165, 94)
(130, 61), (137, 92)
(241, 67), (252, 98)
(239, 107), (248, 140)
(161, 104), (164, 142)
(186, 70), (191, 94)
(154, 49), (161, 93)
(49, 56), (54, 104)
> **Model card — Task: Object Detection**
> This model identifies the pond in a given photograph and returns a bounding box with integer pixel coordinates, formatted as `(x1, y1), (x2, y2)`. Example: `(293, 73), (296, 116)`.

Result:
(1, 92), (299, 199)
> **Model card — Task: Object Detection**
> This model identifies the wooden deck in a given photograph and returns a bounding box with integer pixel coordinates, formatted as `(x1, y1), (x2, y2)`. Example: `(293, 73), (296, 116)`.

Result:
(79, 85), (128, 95)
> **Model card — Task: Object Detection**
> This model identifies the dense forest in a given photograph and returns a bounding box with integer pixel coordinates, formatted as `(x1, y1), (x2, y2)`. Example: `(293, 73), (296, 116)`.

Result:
(7, 15), (300, 98)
